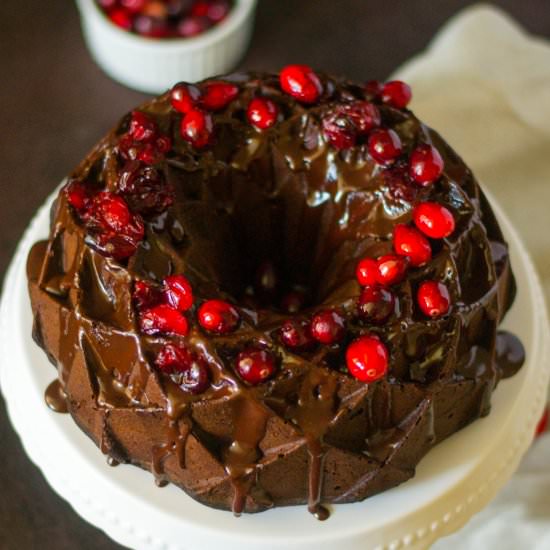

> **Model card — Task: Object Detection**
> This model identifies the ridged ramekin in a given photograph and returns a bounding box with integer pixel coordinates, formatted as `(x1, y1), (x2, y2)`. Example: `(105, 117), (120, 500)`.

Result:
(75, 0), (258, 94)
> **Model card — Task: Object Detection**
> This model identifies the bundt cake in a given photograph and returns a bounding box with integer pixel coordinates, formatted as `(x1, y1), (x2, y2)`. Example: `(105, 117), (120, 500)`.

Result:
(27, 67), (524, 520)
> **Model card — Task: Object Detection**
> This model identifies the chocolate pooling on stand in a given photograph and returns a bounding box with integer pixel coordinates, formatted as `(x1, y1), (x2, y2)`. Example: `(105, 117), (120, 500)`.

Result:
(27, 67), (524, 519)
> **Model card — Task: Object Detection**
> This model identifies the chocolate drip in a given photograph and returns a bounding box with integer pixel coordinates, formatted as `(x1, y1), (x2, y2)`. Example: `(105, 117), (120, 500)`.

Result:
(27, 71), (523, 517)
(496, 330), (525, 379)
(45, 379), (68, 413)
(107, 456), (120, 467)
(224, 396), (271, 516)
(151, 445), (170, 488)
(151, 420), (190, 487)
(306, 437), (330, 521)
(290, 368), (338, 519)
(99, 411), (111, 455)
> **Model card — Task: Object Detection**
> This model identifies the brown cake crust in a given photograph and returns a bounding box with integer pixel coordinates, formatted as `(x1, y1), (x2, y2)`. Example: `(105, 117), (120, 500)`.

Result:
(27, 71), (523, 518)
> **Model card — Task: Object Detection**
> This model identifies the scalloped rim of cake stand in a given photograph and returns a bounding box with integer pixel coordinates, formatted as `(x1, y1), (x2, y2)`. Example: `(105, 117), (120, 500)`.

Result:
(0, 188), (549, 550)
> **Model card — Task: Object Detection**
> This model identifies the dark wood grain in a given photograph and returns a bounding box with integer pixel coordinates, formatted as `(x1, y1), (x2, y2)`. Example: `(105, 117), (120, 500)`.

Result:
(0, 1), (548, 548)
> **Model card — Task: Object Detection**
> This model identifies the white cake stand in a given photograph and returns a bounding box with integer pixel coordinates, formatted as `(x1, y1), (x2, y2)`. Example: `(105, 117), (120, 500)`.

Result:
(1, 190), (549, 550)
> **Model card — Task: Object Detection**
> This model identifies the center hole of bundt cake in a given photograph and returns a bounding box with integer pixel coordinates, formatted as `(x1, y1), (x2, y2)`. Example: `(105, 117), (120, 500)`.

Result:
(227, 192), (326, 314)
(187, 149), (352, 314)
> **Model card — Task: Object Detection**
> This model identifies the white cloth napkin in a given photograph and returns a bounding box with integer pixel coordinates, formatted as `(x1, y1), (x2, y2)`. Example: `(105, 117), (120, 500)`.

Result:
(392, 4), (550, 548)
(434, 435), (550, 550)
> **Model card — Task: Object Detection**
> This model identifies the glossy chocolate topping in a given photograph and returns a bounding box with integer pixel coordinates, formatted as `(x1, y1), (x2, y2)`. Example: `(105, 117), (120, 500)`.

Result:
(44, 379), (68, 414)
(27, 71), (524, 518)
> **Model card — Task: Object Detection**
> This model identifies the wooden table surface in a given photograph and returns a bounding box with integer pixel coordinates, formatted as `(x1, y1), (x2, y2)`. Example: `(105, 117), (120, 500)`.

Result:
(1, 1), (548, 548)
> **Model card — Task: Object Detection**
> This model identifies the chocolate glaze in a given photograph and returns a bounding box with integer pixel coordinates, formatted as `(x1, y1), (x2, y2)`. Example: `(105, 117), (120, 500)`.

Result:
(27, 71), (523, 518)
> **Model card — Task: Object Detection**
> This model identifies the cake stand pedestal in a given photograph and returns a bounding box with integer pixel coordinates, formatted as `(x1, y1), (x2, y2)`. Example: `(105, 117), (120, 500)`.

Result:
(1, 191), (549, 550)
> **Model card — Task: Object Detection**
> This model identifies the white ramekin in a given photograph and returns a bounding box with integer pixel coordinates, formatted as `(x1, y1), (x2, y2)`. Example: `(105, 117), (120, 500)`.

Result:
(75, 0), (258, 94)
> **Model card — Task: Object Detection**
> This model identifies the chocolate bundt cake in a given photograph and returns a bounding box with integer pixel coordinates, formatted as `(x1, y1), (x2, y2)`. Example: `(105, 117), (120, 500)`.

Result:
(27, 67), (524, 519)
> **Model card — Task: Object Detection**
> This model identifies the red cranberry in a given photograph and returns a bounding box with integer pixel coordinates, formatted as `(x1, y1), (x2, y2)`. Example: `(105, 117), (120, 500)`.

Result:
(368, 128), (402, 164)
(108, 8), (134, 30)
(164, 274), (194, 311)
(247, 97), (278, 130)
(357, 286), (395, 324)
(235, 349), (276, 385)
(383, 167), (417, 202)
(120, 0), (146, 13)
(536, 408), (549, 437)
(198, 299), (240, 334)
(65, 180), (90, 212)
(381, 80), (412, 109)
(155, 135), (172, 153)
(83, 194), (144, 260)
(177, 15), (211, 37)
(200, 81), (239, 111)
(155, 344), (210, 394)
(413, 202), (455, 239)
(170, 83), (201, 114)
(279, 64), (322, 104)
(376, 255), (408, 286)
(133, 280), (163, 310)
(346, 335), (389, 383)
(190, 0), (209, 16)
(343, 101), (381, 135)
(280, 319), (315, 350)
(322, 101), (381, 150)
(409, 144), (444, 186)
(356, 257), (378, 287)
(117, 134), (138, 160)
(310, 309), (346, 345)
(322, 109), (357, 150)
(128, 111), (158, 143)
(206, 0), (231, 22)
(98, 233), (143, 260)
(88, 192), (131, 231)
(365, 80), (383, 98)
(117, 161), (174, 215)
(130, 135), (170, 164)
(136, 144), (159, 164)
(417, 281), (451, 317)
(393, 224), (432, 267)
(280, 290), (306, 314)
(180, 108), (213, 148)
(133, 15), (171, 38)
(140, 304), (189, 336)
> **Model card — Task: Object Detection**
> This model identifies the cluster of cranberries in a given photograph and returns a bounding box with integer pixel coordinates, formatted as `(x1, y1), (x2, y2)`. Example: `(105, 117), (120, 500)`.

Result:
(345, 200), (455, 383)
(355, 199), (454, 324)
(169, 79), (281, 148)
(134, 274), (244, 339)
(279, 307), (390, 384)
(166, 67), (409, 151)
(119, 111), (173, 167)
(321, 78), (411, 152)
(97, 0), (233, 39)
(134, 274), (194, 336)
(65, 110), (177, 260)
(280, 310), (390, 384)
(66, 182), (145, 260)
(117, 111), (176, 214)
(133, 274), (280, 389)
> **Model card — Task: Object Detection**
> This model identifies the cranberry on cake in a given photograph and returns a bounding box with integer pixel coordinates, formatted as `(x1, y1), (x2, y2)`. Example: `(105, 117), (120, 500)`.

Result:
(27, 67), (524, 520)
